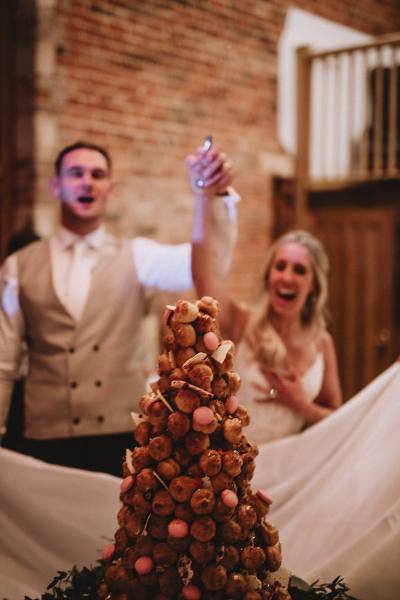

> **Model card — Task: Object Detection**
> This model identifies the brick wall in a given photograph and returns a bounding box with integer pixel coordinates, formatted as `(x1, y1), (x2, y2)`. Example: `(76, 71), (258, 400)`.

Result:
(13, 0), (400, 303)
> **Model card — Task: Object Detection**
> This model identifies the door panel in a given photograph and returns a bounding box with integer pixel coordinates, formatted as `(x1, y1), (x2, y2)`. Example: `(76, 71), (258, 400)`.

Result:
(312, 207), (399, 399)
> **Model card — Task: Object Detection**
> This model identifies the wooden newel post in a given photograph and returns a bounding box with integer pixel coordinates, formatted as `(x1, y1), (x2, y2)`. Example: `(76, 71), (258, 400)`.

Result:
(295, 46), (312, 229)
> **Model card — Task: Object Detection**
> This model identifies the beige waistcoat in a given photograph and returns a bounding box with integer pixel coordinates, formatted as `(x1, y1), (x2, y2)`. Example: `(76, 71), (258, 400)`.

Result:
(17, 236), (146, 440)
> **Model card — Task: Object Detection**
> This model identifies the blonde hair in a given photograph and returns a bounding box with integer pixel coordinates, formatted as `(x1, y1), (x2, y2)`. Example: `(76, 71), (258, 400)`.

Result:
(244, 230), (330, 368)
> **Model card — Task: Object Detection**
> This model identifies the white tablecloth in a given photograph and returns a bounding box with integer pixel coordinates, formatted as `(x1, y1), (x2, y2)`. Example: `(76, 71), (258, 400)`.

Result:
(1, 361), (399, 599)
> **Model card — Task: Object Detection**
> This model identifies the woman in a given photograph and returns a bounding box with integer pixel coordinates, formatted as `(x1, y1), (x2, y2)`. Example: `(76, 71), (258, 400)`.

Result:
(187, 144), (342, 443)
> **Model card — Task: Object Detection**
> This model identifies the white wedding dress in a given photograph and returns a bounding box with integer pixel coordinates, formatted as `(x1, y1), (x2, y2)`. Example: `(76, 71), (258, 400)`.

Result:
(235, 340), (324, 444)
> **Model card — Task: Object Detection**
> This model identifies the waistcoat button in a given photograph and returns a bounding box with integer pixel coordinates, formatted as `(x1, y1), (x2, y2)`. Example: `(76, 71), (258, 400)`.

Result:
(95, 380), (102, 387)
(72, 417), (81, 425)
(70, 381), (78, 389)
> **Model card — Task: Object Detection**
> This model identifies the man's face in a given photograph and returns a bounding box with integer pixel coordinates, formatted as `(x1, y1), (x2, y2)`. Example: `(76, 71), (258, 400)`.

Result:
(51, 148), (113, 227)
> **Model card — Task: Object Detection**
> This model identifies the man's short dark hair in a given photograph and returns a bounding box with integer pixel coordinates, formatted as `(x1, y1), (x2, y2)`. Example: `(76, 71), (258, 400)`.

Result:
(54, 141), (112, 175)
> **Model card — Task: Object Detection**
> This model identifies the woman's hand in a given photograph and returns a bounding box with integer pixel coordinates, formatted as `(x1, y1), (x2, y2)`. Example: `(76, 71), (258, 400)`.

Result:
(186, 144), (233, 198)
(252, 365), (309, 414)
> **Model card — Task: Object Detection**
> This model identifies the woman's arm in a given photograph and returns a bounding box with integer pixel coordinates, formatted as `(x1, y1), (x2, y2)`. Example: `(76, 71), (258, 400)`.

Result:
(187, 146), (248, 342)
(315, 331), (343, 410)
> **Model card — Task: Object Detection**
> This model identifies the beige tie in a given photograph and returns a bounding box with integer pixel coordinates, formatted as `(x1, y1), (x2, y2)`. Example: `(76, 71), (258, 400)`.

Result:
(65, 239), (91, 320)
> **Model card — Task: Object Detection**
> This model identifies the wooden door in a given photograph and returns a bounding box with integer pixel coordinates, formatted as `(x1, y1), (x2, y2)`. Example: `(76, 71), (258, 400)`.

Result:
(312, 207), (399, 400)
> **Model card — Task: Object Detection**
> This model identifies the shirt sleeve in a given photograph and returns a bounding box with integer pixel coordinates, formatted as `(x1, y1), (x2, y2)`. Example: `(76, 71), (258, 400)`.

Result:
(0, 254), (24, 436)
(131, 189), (240, 292)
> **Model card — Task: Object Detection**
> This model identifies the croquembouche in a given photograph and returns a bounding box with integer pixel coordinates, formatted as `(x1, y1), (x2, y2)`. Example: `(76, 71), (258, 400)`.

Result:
(97, 297), (292, 600)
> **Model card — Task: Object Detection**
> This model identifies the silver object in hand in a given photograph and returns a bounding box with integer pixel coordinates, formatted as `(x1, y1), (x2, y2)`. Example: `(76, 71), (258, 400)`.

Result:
(267, 387), (278, 399)
(195, 178), (205, 188)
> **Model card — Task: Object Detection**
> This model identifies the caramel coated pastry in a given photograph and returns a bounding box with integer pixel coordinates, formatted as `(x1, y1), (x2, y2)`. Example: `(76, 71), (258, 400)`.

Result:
(219, 544), (240, 571)
(190, 515), (217, 542)
(168, 411), (191, 439)
(224, 572), (247, 599)
(124, 513), (143, 539)
(134, 420), (152, 446)
(241, 546), (266, 570)
(196, 296), (220, 317)
(214, 351), (234, 375)
(171, 322), (197, 347)
(223, 418), (243, 444)
(147, 400), (169, 430)
(157, 457), (181, 481)
(174, 445), (192, 467)
(148, 514), (169, 540)
(185, 363), (214, 392)
(185, 463), (203, 479)
(114, 527), (129, 555)
(166, 534), (191, 553)
(174, 299), (200, 323)
(238, 504), (258, 529)
(247, 493), (271, 520)
(199, 449), (222, 477)
(135, 468), (158, 493)
(258, 521), (279, 546)
(105, 561), (131, 592)
(149, 434), (173, 461)
(219, 520), (242, 544)
(162, 328), (176, 351)
(175, 501), (195, 523)
(190, 488), (216, 515)
(158, 566), (182, 596)
(138, 570), (158, 587)
(175, 388), (201, 414)
(126, 578), (150, 600)
(139, 393), (156, 416)
(211, 376), (230, 399)
(189, 540), (216, 565)
(210, 471), (233, 494)
(241, 453), (257, 479)
(265, 542), (282, 572)
(195, 312), (219, 334)
(158, 353), (173, 375)
(169, 475), (198, 502)
(157, 375), (171, 395)
(117, 504), (133, 528)
(132, 534), (156, 559)
(226, 372), (241, 394)
(201, 564), (228, 591)
(96, 581), (110, 600)
(233, 404), (250, 426)
(153, 542), (178, 567)
(132, 446), (153, 471)
(129, 491), (152, 517)
(244, 593), (262, 600)
(185, 430), (210, 455)
(175, 347), (196, 368)
(213, 499), (235, 523)
(152, 490), (176, 517)
(222, 450), (243, 477)
(170, 367), (187, 381)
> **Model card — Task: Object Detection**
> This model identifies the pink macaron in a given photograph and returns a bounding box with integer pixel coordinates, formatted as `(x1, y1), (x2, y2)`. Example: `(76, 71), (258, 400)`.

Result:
(203, 331), (219, 352)
(221, 489), (239, 508)
(135, 555), (154, 575)
(168, 518), (189, 538)
(256, 489), (273, 505)
(101, 543), (115, 561)
(120, 475), (134, 494)
(225, 395), (238, 414)
(182, 584), (202, 600)
(193, 406), (214, 426)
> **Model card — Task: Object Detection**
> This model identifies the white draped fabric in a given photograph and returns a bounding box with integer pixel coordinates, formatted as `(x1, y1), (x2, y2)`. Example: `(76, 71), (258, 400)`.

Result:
(1, 361), (399, 599)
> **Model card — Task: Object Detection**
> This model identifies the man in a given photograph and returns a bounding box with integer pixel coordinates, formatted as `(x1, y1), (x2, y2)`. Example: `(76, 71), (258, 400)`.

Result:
(0, 140), (237, 475)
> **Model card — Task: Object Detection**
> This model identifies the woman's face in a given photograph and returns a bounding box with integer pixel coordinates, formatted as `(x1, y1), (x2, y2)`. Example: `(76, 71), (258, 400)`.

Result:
(267, 241), (315, 320)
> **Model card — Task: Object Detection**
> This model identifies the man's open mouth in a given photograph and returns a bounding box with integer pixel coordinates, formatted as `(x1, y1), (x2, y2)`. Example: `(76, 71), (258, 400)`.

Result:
(78, 195), (95, 204)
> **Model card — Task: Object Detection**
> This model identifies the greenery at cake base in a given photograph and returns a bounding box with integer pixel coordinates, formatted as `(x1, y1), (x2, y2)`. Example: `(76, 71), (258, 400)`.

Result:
(20, 564), (359, 600)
